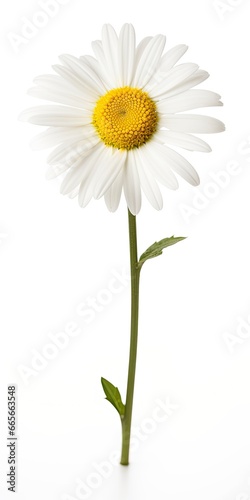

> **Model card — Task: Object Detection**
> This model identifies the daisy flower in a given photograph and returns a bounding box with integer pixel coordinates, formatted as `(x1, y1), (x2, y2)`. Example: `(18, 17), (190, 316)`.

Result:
(20, 23), (225, 215)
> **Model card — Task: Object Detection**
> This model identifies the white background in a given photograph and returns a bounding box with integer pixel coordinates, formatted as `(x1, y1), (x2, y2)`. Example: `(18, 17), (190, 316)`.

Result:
(1, 1), (250, 499)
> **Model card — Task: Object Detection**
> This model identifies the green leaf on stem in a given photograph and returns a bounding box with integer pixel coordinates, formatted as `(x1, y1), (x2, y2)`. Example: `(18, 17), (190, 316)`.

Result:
(138, 236), (186, 269)
(101, 377), (125, 417)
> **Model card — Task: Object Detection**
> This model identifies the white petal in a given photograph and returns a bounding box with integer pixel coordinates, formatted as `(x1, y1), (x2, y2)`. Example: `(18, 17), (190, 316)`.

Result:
(80, 55), (110, 90)
(47, 136), (99, 166)
(79, 188), (93, 207)
(93, 149), (127, 199)
(155, 130), (211, 152)
(91, 40), (115, 88)
(33, 74), (79, 94)
(46, 163), (70, 180)
(60, 160), (89, 195)
(78, 176), (94, 208)
(123, 152), (141, 215)
(101, 24), (119, 85)
(68, 187), (79, 199)
(157, 44), (188, 73)
(28, 86), (94, 110)
(160, 70), (210, 99)
(132, 35), (166, 89)
(52, 64), (96, 102)
(47, 140), (83, 165)
(135, 148), (163, 210)
(161, 114), (225, 133)
(148, 45), (188, 91)
(30, 125), (95, 150)
(147, 63), (199, 98)
(157, 89), (222, 114)
(78, 146), (125, 208)
(58, 54), (105, 96)
(135, 37), (152, 66)
(104, 169), (124, 212)
(142, 143), (179, 190)
(19, 105), (91, 127)
(60, 143), (103, 195)
(118, 24), (136, 86)
(155, 143), (200, 186)
(32, 74), (94, 108)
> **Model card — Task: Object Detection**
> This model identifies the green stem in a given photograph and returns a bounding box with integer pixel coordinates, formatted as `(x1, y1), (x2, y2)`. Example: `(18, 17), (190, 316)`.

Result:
(120, 210), (141, 465)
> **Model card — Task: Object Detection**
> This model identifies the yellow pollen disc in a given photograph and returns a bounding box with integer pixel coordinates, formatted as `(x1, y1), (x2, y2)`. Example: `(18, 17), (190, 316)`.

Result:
(92, 87), (158, 150)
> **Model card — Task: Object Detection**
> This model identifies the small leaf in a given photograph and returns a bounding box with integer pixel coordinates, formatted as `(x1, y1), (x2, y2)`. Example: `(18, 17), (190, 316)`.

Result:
(138, 236), (186, 269)
(101, 377), (125, 417)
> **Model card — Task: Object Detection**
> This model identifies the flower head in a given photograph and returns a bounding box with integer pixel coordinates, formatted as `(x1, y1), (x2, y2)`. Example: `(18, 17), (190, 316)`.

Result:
(20, 24), (225, 214)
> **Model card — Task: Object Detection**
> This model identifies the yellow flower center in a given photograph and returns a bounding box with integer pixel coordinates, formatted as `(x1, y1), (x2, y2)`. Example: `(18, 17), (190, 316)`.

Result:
(92, 87), (158, 150)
